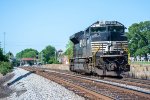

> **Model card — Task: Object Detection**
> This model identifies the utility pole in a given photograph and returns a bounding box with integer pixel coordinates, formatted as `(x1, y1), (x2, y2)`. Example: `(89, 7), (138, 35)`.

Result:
(41, 52), (43, 64)
(4, 32), (6, 55)
(55, 50), (57, 62)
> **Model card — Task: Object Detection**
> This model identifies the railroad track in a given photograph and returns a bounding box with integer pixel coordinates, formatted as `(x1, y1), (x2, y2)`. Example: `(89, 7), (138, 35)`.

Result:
(121, 78), (150, 85)
(40, 67), (150, 91)
(22, 67), (150, 100)
(103, 77), (150, 90)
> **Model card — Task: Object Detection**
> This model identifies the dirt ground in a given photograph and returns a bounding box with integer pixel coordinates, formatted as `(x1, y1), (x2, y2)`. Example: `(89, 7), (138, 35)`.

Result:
(42, 64), (69, 70)
(0, 73), (3, 78)
(0, 73), (14, 99)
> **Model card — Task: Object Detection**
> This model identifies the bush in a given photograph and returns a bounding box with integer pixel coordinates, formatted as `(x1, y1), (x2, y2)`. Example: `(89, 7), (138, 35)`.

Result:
(48, 57), (60, 64)
(0, 62), (13, 75)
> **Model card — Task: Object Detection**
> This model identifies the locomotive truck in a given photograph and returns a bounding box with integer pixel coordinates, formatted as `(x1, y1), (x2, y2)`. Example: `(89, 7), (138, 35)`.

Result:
(69, 21), (130, 76)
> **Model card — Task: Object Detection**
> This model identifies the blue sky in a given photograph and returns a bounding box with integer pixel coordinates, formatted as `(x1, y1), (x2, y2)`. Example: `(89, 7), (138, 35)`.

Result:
(0, 0), (149, 55)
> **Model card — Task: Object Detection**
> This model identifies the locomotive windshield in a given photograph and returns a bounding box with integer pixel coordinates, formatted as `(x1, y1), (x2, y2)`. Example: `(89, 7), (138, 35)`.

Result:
(91, 27), (106, 33)
(108, 26), (124, 33)
(90, 27), (108, 41)
(89, 23), (127, 41)
(108, 26), (127, 41)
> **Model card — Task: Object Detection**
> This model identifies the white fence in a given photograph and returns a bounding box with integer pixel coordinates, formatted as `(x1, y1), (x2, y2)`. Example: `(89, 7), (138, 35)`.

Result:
(130, 57), (150, 62)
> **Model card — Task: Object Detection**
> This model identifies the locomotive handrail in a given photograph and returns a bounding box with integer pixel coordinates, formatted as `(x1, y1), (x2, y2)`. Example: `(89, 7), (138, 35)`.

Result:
(92, 44), (101, 67)
(122, 44), (130, 64)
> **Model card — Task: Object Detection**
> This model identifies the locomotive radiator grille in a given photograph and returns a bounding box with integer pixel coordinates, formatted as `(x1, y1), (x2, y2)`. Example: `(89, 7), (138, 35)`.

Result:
(113, 41), (128, 51)
(91, 41), (108, 53)
(91, 41), (128, 53)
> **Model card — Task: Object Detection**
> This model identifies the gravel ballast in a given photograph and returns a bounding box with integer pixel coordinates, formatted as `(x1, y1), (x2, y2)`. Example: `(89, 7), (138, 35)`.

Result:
(1, 67), (84, 100)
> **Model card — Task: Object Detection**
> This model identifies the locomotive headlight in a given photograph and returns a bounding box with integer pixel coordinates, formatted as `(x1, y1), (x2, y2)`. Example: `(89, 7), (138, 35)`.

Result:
(120, 50), (124, 54)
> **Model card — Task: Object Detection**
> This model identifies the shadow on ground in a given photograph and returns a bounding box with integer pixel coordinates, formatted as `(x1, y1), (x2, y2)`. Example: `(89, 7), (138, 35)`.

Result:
(7, 71), (35, 86)
(0, 71), (35, 98)
(0, 73), (15, 85)
(0, 73), (15, 98)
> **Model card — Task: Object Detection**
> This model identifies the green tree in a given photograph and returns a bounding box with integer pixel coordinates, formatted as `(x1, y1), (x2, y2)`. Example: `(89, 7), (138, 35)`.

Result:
(127, 21), (150, 60)
(16, 48), (38, 59)
(0, 48), (8, 62)
(6, 51), (14, 60)
(64, 40), (73, 58)
(0, 61), (12, 75)
(0, 49), (12, 75)
(41, 45), (56, 64)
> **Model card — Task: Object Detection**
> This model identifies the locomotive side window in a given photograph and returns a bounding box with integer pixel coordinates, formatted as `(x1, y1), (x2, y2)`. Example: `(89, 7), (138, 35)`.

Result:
(85, 28), (90, 37)
(85, 28), (89, 34)
(91, 27), (106, 33)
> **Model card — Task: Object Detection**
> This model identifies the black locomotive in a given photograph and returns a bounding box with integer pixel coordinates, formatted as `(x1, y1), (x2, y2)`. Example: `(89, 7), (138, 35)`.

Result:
(69, 21), (130, 76)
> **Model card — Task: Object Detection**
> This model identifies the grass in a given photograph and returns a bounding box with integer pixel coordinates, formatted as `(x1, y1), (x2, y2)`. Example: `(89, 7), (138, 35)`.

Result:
(128, 63), (150, 79)
(131, 61), (150, 65)
(0, 62), (13, 75)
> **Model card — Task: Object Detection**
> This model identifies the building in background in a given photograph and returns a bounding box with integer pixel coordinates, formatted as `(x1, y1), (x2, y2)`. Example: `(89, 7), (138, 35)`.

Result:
(20, 58), (36, 66)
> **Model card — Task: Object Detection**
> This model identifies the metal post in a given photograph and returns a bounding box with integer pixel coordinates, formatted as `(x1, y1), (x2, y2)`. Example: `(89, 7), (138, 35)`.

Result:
(55, 50), (57, 62)
(41, 52), (43, 64)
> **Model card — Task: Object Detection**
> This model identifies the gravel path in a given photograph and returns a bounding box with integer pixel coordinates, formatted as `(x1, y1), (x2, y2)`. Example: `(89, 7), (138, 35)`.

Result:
(1, 67), (84, 100)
